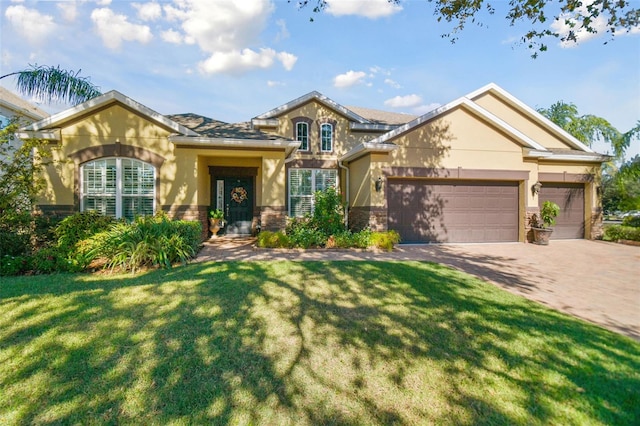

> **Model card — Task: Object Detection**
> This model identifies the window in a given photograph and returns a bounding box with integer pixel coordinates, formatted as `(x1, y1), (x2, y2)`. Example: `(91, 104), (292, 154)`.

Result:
(320, 123), (333, 152)
(288, 168), (337, 217)
(296, 122), (309, 151)
(81, 158), (155, 220)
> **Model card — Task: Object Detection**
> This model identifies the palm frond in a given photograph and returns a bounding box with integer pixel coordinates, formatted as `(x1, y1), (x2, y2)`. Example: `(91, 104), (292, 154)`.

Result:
(14, 64), (101, 106)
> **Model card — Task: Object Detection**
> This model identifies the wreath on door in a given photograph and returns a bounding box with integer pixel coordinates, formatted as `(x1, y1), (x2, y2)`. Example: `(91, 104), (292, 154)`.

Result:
(231, 186), (248, 203)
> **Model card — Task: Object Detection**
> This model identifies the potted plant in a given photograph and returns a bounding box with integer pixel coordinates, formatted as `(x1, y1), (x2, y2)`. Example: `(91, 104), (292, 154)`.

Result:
(531, 200), (560, 245)
(209, 208), (225, 237)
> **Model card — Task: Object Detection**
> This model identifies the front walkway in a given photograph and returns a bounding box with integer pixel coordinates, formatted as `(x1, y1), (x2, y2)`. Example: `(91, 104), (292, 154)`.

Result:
(196, 238), (640, 341)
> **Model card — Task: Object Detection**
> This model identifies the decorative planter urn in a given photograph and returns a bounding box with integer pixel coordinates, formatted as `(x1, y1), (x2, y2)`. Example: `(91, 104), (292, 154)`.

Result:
(209, 218), (223, 237)
(532, 227), (553, 245)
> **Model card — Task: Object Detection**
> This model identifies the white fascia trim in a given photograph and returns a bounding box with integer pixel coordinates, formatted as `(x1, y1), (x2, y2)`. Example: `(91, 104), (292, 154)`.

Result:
(369, 97), (547, 151)
(0, 102), (48, 122)
(340, 142), (397, 162)
(466, 83), (594, 153)
(542, 153), (610, 163)
(169, 135), (300, 155)
(254, 91), (369, 124)
(523, 148), (553, 158)
(350, 123), (398, 132)
(251, 118), (279, 127)
(21, 90), (199, 136)
(16, 129), (61, 140)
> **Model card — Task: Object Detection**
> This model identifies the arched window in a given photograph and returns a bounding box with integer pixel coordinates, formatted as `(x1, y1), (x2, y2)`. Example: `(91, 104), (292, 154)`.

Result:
(320, 123), (333, 152)
(296, 122), (309, 151)
(81, 158), (155, 220)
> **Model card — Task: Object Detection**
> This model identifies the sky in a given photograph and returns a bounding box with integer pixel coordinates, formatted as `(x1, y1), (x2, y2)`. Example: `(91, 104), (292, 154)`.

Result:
(1, 0), (639, 158)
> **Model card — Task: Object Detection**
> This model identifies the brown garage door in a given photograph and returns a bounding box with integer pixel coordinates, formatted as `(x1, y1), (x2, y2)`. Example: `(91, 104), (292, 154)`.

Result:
(539, 183), (585, 239)
(388, 180), (519, 243)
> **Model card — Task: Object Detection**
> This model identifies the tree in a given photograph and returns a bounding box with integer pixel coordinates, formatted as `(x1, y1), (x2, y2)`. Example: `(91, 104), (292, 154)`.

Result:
(538, 101), (639, 160)
(0, 64), (101, 106)
(301, 0), (639, 57)
(602, 156), (640, 212)
(0, 120), (51, 256)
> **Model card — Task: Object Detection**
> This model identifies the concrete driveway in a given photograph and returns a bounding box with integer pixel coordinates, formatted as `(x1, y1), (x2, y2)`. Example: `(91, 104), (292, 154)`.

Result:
(197, 239), (640, 341)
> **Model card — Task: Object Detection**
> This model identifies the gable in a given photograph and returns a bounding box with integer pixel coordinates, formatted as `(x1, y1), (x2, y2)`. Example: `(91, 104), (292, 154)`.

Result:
(468, 84), (592, 153)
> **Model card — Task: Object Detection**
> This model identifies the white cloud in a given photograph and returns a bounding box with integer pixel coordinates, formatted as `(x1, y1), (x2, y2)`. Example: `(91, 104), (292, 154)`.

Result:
(159, 0), (293, 73)
(198, 48), (297, 75)
(277, 52), (298, 71)
(413, 103), (441, 115)
(164, 0), (273, 52)
(161, 29), (183, 44)
(5, 5), (56, 45)
(384, 78), (401, 89)
(325, 0), (402, 19)
(91, 8), (153, 50)
(275, 19), (289, 41)
(96, 0), (112, 6)
(333, 70), (367, 88)
(267, 80), (285, 87)
(133, 2), (162, 21)
(550, 4), (640, 47)
(57, 2), (78, 22)
(384, 94), (422, 108)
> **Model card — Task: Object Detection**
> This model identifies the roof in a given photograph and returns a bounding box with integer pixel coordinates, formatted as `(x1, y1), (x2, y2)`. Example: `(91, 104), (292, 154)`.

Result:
(0, 87), (49, 122)
(253, 91), (369, 123)
(168, 113), (282, 141)
(21, 90), (198, 137)
(346, 106), (417, 126)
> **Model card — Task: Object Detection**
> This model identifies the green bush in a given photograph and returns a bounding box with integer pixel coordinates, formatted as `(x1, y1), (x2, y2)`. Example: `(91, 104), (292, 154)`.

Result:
(0, 255), (32, 276)
(311, 187), (345, 237)
(256, 231), (291, 248)
(622, 215), (640, 228)
(55, 211), (115, 251)
(0, 231), (31, 257)
(31, 246), (69, 274)
(368, 230), (401, 251)
(89, 214), (201, 273)
(603, 225), (640, 242)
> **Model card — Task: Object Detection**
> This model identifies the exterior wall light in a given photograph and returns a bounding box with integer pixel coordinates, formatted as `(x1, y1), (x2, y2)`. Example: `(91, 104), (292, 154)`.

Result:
(531, 181), (542, 196)
(375, 176), (383, 193)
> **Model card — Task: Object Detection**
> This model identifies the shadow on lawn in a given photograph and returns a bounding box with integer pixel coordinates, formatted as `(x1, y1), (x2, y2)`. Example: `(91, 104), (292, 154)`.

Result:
(1, 262), (639, 425)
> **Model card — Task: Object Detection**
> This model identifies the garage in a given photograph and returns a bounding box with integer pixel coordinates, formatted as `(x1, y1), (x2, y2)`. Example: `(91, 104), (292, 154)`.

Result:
(388, 179), (519, 243)
(539, 183), (585, 239)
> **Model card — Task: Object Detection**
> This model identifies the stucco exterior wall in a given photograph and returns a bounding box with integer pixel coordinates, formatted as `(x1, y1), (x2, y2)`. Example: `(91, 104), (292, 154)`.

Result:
(472, 92), (570, 149)
(258, 100), (382, 157)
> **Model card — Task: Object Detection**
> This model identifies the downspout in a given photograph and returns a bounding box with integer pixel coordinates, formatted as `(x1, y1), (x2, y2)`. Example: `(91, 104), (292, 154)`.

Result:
(338, 160), (350, 228)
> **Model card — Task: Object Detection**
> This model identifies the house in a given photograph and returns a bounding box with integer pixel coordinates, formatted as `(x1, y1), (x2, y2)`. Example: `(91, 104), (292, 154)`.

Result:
(0, 87), (49, 126)
(18, 83), (608, 243)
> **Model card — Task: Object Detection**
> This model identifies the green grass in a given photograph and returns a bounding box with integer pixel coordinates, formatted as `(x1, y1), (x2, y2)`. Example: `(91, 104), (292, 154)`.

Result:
(1, 261), (638, 425)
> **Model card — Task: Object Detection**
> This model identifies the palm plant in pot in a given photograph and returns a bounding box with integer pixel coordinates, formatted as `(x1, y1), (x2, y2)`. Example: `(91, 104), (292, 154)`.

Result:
(209, 208), (225, 237)
(532, 200), (560, 245)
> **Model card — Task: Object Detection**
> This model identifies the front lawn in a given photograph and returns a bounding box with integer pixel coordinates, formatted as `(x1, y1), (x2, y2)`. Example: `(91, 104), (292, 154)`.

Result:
(1, 261), (638, 425)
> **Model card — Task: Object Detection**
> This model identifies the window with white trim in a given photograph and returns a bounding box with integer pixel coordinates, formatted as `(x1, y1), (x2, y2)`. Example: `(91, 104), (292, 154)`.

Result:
(288, 168), (337, 217)
(296, 122), (309, 151)
(320, 123), (333, 152)
(81, 158), (155, 220)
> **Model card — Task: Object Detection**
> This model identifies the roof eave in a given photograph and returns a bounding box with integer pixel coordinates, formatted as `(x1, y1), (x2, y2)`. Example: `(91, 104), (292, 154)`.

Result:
(21, 91), (199, 137)
(16, 129), (61, 141)
(169, 135), (300, 155)
(340, 142), (397, 163)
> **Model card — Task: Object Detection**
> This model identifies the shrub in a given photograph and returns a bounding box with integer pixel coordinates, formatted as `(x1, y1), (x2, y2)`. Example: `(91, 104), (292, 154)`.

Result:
(31, 246), (69, 274)
(55, 211), (115, 251)
(622, 215), (640, 228)
(603, 225), (640, 242)
(0, 255), (32, 276)
(368, 230), (401, 251)
(0, 230), (31, 257)
(92, 214), (201, 273)
(311, 187), (345, 237)
(256, 231), (291, 248)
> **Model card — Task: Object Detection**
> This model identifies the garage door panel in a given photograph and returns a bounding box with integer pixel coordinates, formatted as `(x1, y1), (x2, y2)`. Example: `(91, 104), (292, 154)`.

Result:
(388, 180), (519, 243)
(539, 183), (585, 239)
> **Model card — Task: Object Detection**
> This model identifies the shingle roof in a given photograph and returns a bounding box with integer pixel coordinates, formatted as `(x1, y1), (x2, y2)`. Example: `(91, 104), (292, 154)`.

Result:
(168, 113), (284, 140)
(346, 106), (417, 126)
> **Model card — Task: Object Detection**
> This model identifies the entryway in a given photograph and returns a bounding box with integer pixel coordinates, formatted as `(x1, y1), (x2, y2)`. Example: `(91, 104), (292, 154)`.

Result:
(209, 166), (257, 236)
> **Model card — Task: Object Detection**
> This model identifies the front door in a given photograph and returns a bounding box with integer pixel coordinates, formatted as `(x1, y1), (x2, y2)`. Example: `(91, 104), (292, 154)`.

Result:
(223, 177), (253, 235)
